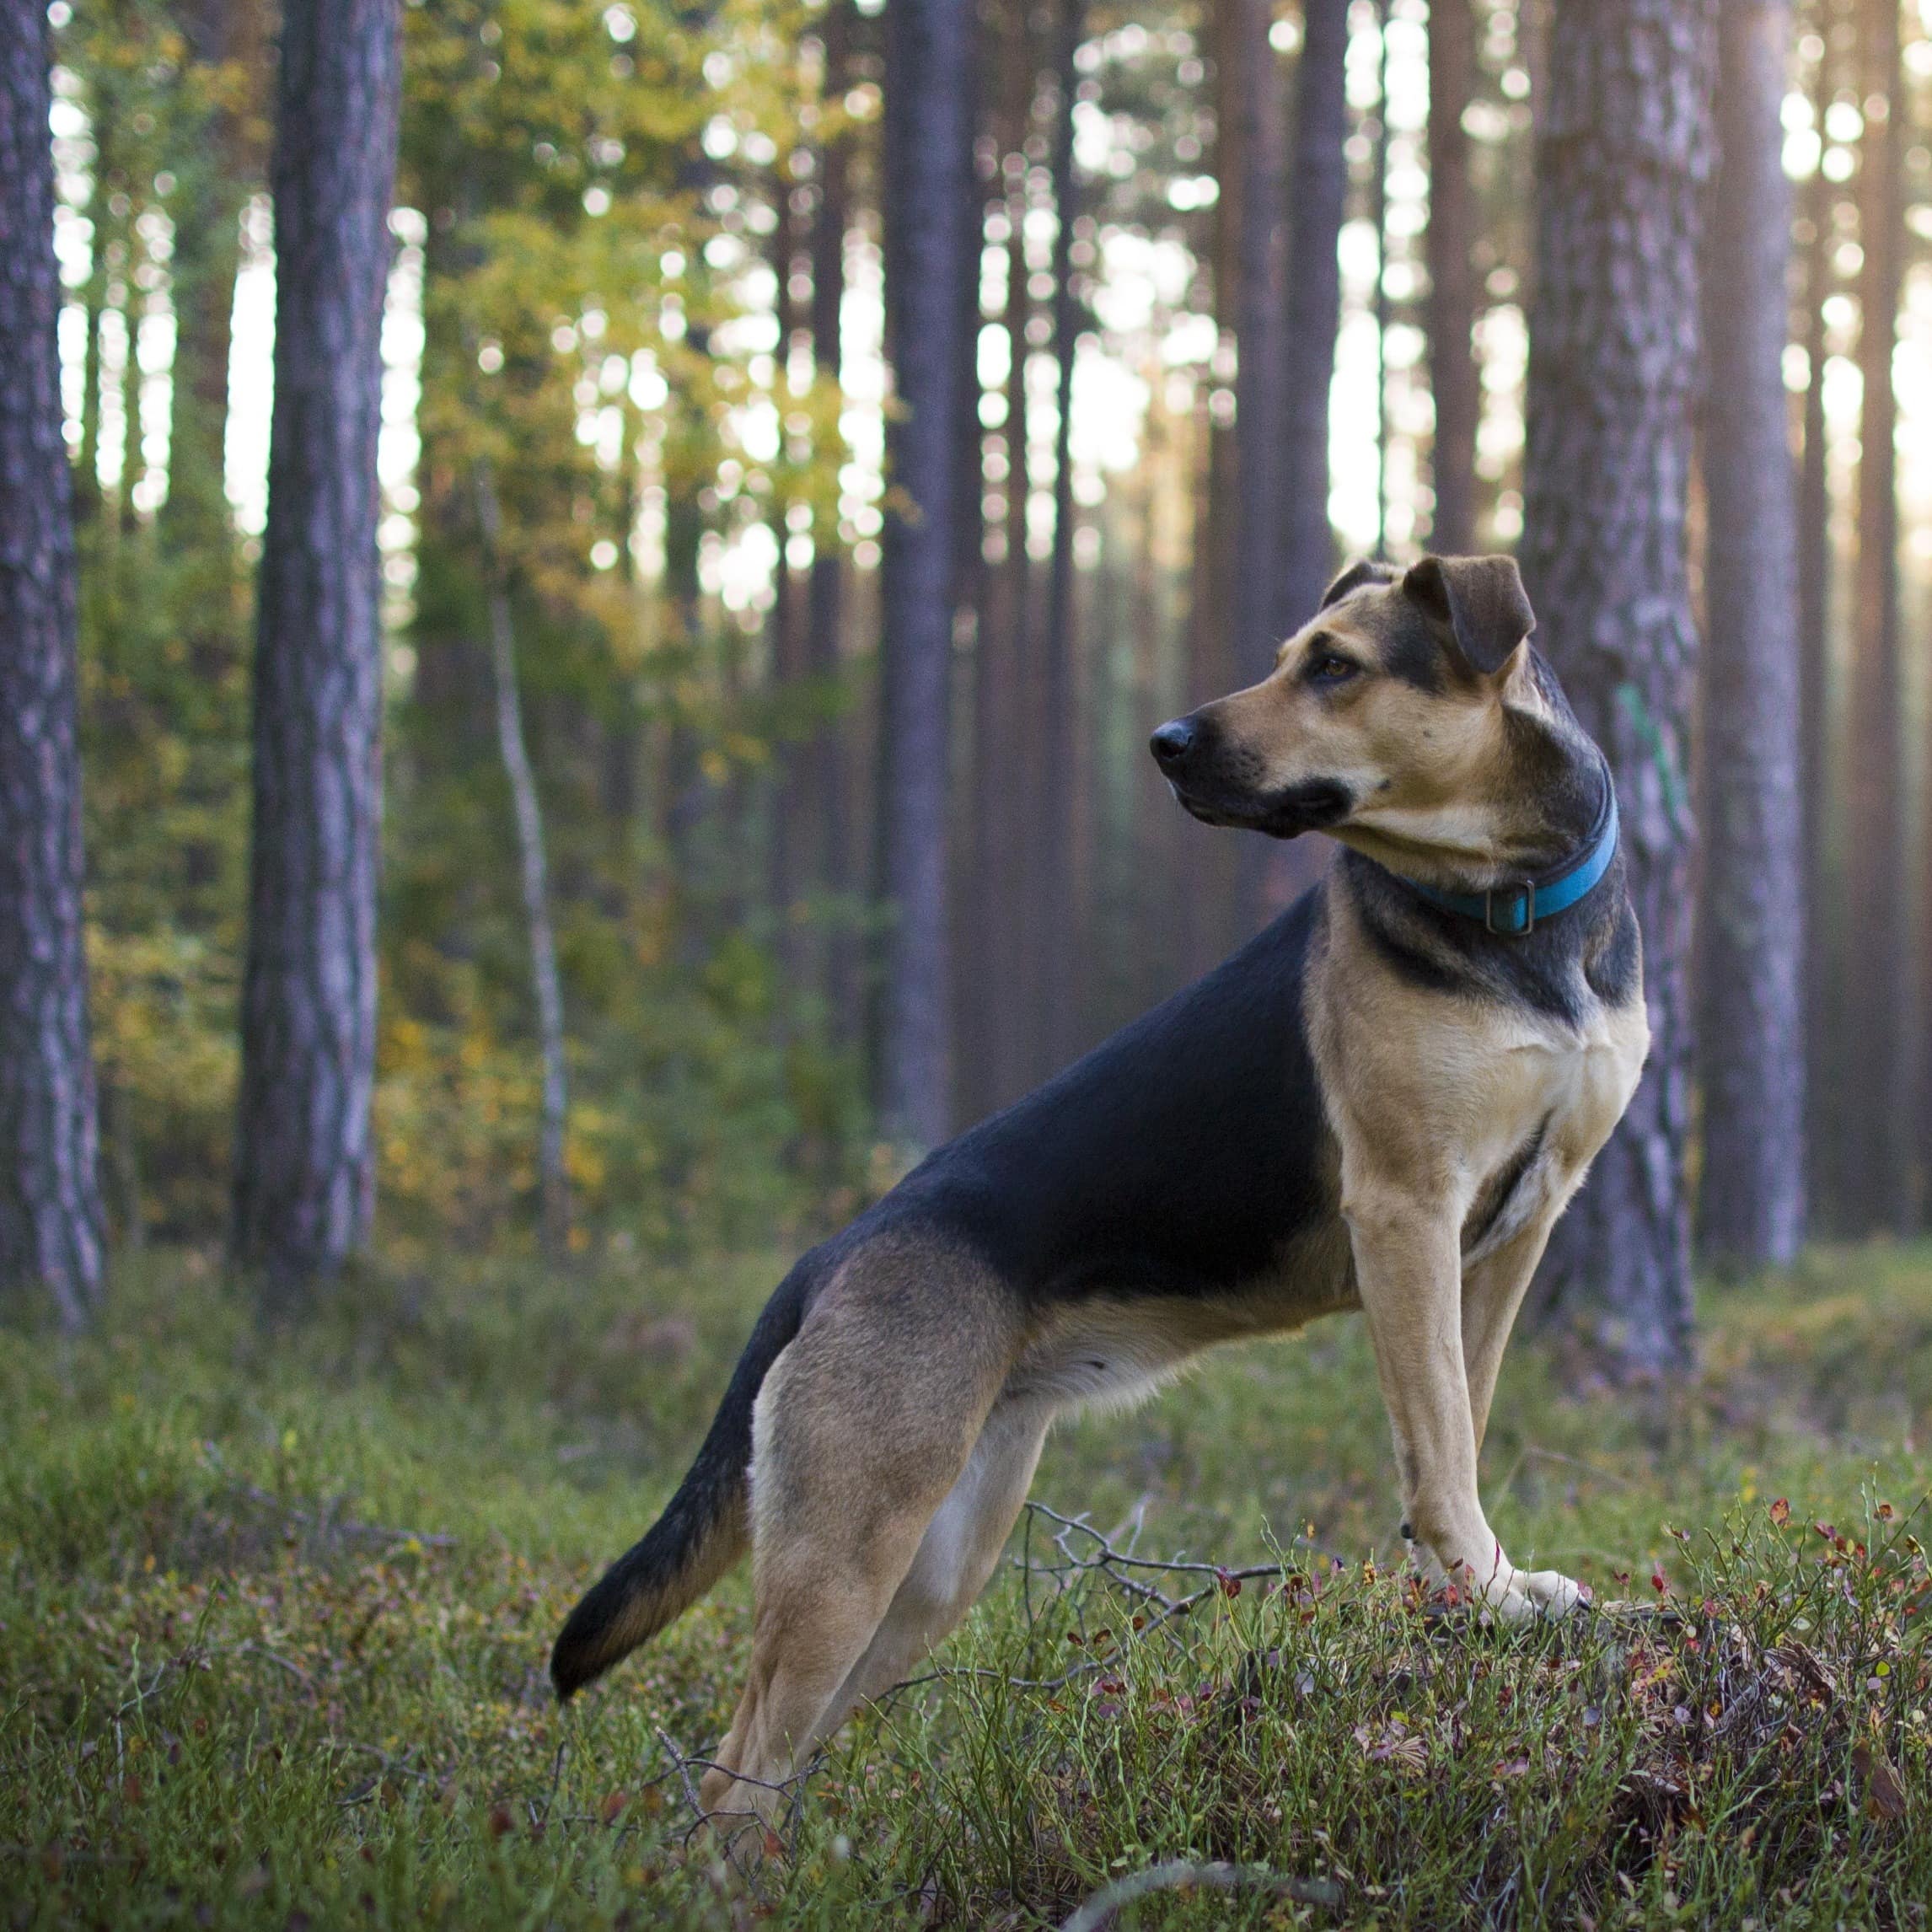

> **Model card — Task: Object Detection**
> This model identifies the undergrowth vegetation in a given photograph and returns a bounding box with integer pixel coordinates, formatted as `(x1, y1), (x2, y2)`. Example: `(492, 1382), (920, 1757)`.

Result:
(7, 1243), (1932, 1927)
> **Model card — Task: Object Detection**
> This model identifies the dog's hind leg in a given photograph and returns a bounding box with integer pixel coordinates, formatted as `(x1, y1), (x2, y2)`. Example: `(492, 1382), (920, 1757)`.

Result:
(695, 1242), (1019, 1839)
(824, 1392), (1053, 1721)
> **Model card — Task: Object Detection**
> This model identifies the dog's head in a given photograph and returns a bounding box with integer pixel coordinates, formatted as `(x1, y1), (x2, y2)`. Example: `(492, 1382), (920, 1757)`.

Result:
(1150, 554), (1542, 867)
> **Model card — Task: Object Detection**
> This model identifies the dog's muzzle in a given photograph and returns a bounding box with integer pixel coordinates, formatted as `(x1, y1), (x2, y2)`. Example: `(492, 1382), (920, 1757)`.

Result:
(1150, 714), (1351, 839)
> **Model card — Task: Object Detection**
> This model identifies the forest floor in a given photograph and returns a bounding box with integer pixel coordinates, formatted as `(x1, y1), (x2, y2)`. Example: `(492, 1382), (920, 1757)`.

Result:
(5, 1242), (1932, 1929)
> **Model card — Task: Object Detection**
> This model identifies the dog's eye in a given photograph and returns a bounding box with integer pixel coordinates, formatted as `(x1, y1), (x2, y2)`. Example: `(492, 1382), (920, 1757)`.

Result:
(1307, 652), (1360, 684)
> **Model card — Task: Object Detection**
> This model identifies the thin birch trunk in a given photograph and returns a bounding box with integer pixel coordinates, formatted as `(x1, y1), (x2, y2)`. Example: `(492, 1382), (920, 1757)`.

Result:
(475, 462), (569, 1258)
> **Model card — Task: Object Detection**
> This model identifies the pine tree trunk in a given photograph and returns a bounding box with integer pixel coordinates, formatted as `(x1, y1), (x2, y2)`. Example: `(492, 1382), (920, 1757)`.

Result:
(1843, 0), (1908, 1233)
(1226, 0), (1291, 931)
(1371, 3), (1391, 555)
(1425, 0), (1480, 555)
(1036, 0), (1082, 1076)
(1796, 74), (1833, 1232)
(974, 24), (1035, 1112)
(768, 168), (807, 999)
(1230, 0), (1286, 685)
(475, 463), (568, 1258)
(1696, 0), (1803, 1269)
(809, 0), (856, 1046)
(231, 0), (399, 1294)
(876, 0), (973, 1150)
(1278, 0), (1349, 635)
(1521, 0), (1715, 1374)
(159, 0), (263, 562)
(0, 3), (105, 1329)
(1173, 8), (1244, 980)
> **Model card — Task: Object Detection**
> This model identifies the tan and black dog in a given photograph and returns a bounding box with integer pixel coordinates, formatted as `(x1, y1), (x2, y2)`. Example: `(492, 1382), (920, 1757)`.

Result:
(551, 553), (1649, 1830)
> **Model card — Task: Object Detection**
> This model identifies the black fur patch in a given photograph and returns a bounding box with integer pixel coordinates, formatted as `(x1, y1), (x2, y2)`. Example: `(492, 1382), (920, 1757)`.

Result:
(1340, 844), (1631, 1029)
(1254, 780), (1354, 838)
(1168, 770), (1354, 840)
(1584, 888), (1642, 1009)
(883, 892), (1336, 1303)
(1319, 558), (1398, 611)
(1462, 1116), (1548, 1252)
(1377, 607), (1452, 693)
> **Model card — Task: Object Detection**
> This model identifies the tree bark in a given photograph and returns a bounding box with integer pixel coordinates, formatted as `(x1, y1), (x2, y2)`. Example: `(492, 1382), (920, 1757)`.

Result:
(809, 0), (856, 1045)
(1521, 0), (1715, 1374)
(1230, 0), (1286, 686)
(1371, 3), (1391, 555)
(0, 2), (105, 1329)
(1036, 0), (1083, 1076)
(1426, 0), (1480, 555)
(159, 0), (264, 561)
(963, 10), (1035, 1117)
(768, 165), (808, 999)
(475, 463), (568, 1258)
(1695, 0), (1803, 1269)
(1278, 0), (1349, 636)
(231, 0), (399, 1294)
(1843, 0), (1908, 1233)
(876, 0), (973, 1150)
(1226, 0), (1291, 932)
(1795, 69), (1833, 1232)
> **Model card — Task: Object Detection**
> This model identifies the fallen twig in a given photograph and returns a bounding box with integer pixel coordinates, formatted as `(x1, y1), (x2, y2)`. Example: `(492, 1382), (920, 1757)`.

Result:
(1059, 1859), (1342, 1931)
(198, 1442), (456, 1552)
(235, 1641), (315, 1689)
(651, 1725), (818, 1869)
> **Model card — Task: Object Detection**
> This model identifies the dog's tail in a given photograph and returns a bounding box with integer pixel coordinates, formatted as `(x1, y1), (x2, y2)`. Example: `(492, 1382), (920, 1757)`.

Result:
(550, 1258), (814, 1699)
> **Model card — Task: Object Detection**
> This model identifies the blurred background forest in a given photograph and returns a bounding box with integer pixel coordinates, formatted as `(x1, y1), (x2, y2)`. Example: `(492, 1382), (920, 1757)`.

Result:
(8, 0), (1932, 1372)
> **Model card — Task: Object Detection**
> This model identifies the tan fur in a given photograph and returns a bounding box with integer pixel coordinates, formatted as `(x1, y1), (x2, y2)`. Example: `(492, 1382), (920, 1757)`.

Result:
(1197, 598), (1575, 887)
(696, 1237), (1024, 1833)
(681, 559), (1648, 1845)
(1306, 879), (1645, 1618)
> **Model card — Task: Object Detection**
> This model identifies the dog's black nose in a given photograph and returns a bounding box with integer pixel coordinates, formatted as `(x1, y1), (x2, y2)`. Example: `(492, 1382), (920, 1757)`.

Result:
(1150, 717), (1196, 769)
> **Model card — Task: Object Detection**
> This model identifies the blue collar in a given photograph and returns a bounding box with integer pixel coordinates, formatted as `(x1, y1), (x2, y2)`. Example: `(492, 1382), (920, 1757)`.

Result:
(1384, 776), (1619, 937)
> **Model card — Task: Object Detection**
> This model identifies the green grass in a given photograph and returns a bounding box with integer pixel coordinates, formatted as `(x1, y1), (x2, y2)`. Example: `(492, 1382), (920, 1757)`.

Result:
(5, 1242), (1932, 1928)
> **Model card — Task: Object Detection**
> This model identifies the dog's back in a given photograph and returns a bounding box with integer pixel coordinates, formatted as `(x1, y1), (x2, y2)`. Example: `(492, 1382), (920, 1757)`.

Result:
(551, 881), (1347, 1700)
(888, 887), (1338, 1304)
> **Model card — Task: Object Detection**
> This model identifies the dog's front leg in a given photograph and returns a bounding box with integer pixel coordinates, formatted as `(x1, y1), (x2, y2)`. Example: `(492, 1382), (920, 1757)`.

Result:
(1345, 1188), (1585, 1622)
(1460, 1221), (1554, 1454)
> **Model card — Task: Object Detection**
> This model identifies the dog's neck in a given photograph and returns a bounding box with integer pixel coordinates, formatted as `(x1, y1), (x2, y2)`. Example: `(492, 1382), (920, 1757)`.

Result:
(1331, 660), (1612, 897)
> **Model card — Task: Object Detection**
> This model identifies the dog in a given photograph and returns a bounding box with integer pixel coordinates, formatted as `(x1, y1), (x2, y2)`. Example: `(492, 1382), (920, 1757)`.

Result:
(551, 553), (1648, 1833)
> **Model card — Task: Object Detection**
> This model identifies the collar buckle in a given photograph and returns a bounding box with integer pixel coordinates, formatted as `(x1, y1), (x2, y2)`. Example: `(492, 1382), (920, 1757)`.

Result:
(1484, 882), (1535, 936)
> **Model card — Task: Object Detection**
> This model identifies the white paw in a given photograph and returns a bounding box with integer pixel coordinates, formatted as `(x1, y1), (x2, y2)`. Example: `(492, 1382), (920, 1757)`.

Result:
(1406, 1532), (1588, 1622)
(1473, 1561), (1590, 1623)
(1517, 1566), (1589, 1616)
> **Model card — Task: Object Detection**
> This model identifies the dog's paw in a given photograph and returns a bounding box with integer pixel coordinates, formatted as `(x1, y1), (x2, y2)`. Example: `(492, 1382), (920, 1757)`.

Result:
(1403, 1531), (1590, 1623)
(1515, 1566), (1590, 1618)
(1479, 1563), (1590, 1624)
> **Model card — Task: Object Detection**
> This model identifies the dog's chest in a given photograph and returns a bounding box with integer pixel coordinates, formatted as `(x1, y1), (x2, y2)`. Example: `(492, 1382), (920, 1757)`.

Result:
(1459, 996), (1648, 1264)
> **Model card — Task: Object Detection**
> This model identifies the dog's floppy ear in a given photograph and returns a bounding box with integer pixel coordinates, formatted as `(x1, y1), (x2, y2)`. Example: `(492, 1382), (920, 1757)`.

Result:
(1400, 555), (1535, 676)
(1318, 558), (1394, 611)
